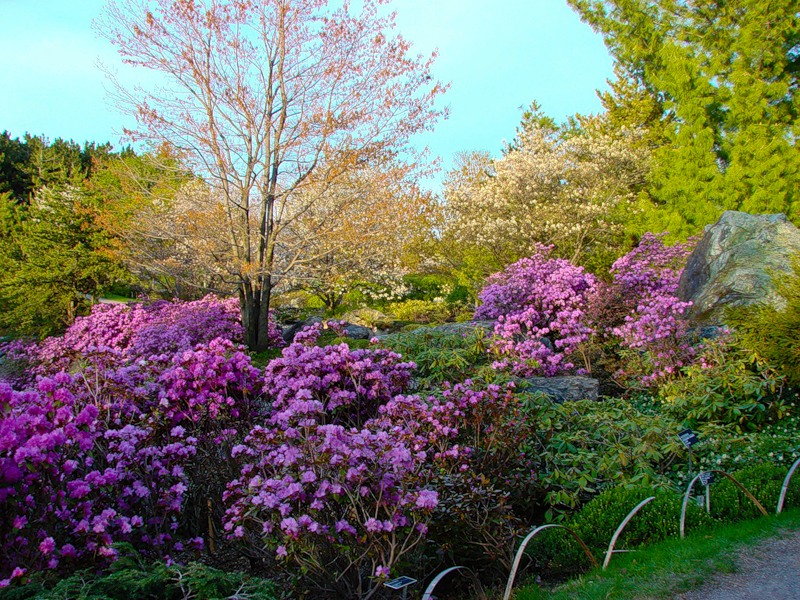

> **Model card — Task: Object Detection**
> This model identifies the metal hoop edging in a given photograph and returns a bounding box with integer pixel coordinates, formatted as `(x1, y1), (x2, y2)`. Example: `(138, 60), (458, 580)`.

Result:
(502, 524), (598, 600)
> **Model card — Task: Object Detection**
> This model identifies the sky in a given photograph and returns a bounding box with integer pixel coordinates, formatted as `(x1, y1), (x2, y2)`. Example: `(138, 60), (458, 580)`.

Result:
(0, 0), (615, 189)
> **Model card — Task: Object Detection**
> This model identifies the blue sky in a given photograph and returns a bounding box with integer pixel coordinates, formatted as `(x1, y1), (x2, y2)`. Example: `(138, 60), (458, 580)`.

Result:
(0, 0), (614, 187)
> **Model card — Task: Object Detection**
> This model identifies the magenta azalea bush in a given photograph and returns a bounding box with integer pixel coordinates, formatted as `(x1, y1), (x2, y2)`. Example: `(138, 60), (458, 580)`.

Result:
(475, 234), (698, 387)
(2, 295), (282, 386)
(0, 295), (268, 585)
(224, 333), (523, 598)
(0, 375), (200, 580)
(475, 246), (597, 376)
(602, 233), (696, 387)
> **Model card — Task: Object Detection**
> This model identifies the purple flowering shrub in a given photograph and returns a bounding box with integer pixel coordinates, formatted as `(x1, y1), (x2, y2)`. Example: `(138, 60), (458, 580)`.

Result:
(10, 295), (282, 385)
(475, 235), (699, 388)
(597, 233), (697, 387)
(0, 375), (200, 582)
(263, 338), (415, 429)
(225, 339), (433, 598)
(474, 246), (597, 376)
(0, 333), (264, 584)
(158, 338), (262, 434)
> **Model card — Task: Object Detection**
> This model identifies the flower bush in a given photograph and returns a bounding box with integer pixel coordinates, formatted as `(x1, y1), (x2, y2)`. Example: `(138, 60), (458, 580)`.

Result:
(9, 295), (282, 385)
(602, 233), (696, 387)
(225, 338), (431, 599)
(475, 246), (597, 376)
(0, 320), (263, 584)
(0, 375), (200, 583)
(263, 334), (415, 429)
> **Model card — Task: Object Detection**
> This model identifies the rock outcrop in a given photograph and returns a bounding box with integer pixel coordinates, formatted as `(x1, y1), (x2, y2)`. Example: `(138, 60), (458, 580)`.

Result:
(521, 376), (599, 403)
(677, 211), (800, 324)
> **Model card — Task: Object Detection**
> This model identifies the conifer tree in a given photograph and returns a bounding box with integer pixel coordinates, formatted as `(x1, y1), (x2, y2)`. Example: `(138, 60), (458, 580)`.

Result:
(570, 0), (800, 237)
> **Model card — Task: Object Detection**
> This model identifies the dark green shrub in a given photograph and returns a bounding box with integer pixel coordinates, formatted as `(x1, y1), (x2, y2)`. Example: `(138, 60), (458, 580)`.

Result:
(0, 554), (279, 600)
(520, 484), (712, 577)
(709, 463), (800, 522)
(568, 485), (713, 552)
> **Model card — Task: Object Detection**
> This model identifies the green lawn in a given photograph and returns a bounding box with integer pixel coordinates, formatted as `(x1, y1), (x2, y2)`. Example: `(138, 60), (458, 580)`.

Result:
(514, 508), (800, 600)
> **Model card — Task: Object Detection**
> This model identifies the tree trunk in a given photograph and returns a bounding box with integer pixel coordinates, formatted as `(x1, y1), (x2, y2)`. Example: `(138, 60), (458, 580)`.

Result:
(240, 276), (274, 352)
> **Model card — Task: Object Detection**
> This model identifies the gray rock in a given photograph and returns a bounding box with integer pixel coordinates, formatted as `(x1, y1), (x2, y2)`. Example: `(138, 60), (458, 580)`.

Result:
(521, 376), (599, 403)
(373, 320), (496, 340)
(281, 317), (374, 342)
(343, 324), (373, 339)
(281, 316), (323, 343)
(340, 308), (394, 329)
(677, 211), (800, 324)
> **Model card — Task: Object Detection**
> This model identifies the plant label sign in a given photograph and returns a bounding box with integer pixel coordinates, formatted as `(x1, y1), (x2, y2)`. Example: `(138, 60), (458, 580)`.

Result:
(384, 576), (417, 590)
(678, 428), (699, 449)
(699, 471), (714, 486)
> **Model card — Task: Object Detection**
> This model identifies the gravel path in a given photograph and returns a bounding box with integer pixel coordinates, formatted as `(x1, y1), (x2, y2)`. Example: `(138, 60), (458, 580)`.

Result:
(675, 528), (800, 600)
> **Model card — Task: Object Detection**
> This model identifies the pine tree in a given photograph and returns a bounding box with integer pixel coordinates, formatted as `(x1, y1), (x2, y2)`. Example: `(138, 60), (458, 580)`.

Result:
(569, 0), (800, 238)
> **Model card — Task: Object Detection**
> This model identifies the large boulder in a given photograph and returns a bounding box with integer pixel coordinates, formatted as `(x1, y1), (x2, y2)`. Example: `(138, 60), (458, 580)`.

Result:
(521, 376), (599, 403)
(677, 211), (800, 324)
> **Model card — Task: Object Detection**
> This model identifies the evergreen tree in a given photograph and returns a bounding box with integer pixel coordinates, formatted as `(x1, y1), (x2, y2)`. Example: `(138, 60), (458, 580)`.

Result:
(570, 0), (800, 238)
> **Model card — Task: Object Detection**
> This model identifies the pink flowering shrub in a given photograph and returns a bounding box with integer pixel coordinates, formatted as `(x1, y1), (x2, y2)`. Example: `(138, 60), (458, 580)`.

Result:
(475, 246), (597, 376)
(158, 338), (262, 433)
(12, 295), (282, 384)
(263, 338), (415, 429)
(227, 337), (537, 594)
(475, 235), (699, 387)
(225, 339), (429, 598)
(599, 233), (697, 387)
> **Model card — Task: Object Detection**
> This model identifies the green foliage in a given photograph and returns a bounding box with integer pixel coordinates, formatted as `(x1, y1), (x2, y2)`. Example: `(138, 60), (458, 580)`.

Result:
(0, 187), (128, 338)
(524, 397), (683, 521)
(519, 484), (712, 580)
(691, 413), (800, 479)
(569, 0), (800, 239)
(570, 485), (711, 551)
(0, 549), (279, 600)
(378, 326), (494, 387)
(728, 259), (800, 388)
(385, 299), (453, 324)
(657, 336), (789, 432)
(710, 464), (800, 523)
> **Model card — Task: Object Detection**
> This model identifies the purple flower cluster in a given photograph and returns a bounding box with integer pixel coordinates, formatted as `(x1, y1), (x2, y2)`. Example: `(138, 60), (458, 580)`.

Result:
(158, 338), (262, 435)
(474, 234), (699, 386)
(224, 339), (427, 593)
(0, 296), (269, 583)
(0, 375), (201, 581)
(475, 246), (597, 376)
(604, 233), (696, 386)
(263, 339), (415, 429)
(225, 354), (516, 595)
(7, 295), (281, 385)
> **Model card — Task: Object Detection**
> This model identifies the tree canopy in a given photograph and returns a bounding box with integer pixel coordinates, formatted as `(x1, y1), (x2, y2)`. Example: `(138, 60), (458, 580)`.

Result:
(569, 0), (800, 237)
(97, 0), (446, 350)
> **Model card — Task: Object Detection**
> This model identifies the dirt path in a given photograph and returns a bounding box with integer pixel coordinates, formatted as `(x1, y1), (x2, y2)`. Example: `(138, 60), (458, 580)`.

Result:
(675, 528), (800, 600)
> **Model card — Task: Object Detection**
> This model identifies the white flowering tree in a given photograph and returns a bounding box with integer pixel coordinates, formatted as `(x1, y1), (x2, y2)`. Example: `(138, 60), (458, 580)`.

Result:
(442, 105), (651, 273)
(279, 165), (430, 310)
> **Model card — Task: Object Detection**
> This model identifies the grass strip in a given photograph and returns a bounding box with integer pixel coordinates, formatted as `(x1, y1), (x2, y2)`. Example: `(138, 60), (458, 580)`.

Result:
(514, 508), (800, 600)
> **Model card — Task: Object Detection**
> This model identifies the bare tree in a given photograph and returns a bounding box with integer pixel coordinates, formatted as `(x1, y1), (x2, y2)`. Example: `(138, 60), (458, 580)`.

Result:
(97, 0), (445, 349)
